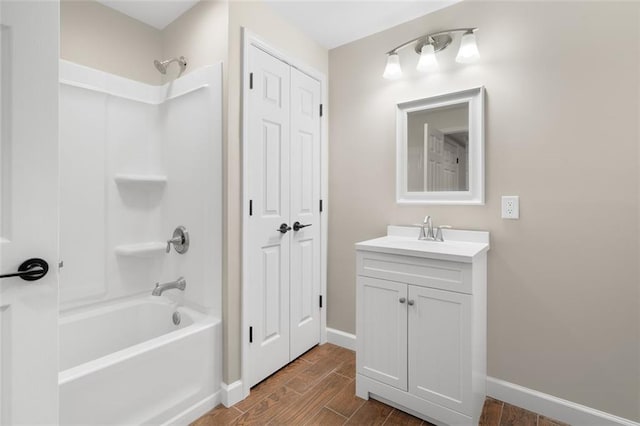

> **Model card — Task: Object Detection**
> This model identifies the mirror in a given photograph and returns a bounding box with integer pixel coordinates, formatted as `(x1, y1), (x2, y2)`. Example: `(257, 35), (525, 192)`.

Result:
(396, 87), (484, 205)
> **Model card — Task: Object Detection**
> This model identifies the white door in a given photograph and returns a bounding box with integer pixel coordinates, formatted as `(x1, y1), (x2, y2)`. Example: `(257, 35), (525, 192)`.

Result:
(356, 277), (407, 391)
(408, 285), (472, 415)
(289, 68), (321, 360)
(246, 46), (322, 387)
(247, 46), (292, 387)
(0, 1), (59, 424)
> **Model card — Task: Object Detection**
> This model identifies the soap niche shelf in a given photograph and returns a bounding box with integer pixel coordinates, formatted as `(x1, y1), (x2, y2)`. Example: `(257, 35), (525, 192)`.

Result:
(115, 242), (166, 258)
(114, 174), (167, 186)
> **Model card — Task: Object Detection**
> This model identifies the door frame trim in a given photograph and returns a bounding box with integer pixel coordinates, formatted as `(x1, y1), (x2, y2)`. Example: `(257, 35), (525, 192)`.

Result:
(240, 27), (328, 400)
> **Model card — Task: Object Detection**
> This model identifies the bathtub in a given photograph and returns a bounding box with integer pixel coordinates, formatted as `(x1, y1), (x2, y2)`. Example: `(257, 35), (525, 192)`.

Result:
(59, 296), (221, 425)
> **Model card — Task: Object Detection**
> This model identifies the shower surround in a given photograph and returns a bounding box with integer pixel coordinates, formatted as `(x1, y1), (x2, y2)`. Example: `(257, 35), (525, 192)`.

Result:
(58, 60), (223, 424)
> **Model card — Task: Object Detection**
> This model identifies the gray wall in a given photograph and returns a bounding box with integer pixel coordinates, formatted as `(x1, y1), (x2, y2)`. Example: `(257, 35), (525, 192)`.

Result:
(328, 1), (640, 421)
(61, 0), (163, 85)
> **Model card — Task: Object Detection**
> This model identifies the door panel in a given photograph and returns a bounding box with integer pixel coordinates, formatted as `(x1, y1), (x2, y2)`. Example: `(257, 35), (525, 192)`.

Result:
(408, 285), (472, 414)
(443, 139), (458, 190)
(357, 277), (407, 391)
(0, 1), (59, 424)
(289, 68), (321, 360)
(425, 123), (446, 191)
(247, 46), (291, 387)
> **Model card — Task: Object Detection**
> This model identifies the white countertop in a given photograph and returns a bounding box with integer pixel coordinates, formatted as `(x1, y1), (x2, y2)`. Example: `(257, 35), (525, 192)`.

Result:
(355, 226), (490, 263)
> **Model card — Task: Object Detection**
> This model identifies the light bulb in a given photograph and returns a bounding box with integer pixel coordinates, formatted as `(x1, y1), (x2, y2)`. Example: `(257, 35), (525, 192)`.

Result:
(383, 53), (402, 80)
(456, 31), (480, 64)
(416, 44), (438, 73)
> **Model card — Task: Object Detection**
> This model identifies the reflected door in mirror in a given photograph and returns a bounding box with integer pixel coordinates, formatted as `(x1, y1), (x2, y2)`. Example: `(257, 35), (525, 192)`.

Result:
(407, 103), (469, 192)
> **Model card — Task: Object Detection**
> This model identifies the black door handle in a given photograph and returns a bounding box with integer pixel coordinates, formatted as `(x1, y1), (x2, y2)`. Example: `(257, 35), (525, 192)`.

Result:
(293, 221), (312, 231)
(0, 258), (49, 282)
(277, 223), (292, 234)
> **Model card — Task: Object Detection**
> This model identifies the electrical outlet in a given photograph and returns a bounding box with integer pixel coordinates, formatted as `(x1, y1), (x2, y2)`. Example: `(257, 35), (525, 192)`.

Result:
(501, 196), (519, 219)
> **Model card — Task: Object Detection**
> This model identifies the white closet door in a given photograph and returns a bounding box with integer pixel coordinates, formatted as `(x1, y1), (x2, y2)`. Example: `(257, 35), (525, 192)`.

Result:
(289, 68), (321, 360)
(247, 45), (292, 387)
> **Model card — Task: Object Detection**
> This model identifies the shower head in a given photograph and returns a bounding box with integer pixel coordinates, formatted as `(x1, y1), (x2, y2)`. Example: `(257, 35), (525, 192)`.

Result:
(153, 56), (187, 75)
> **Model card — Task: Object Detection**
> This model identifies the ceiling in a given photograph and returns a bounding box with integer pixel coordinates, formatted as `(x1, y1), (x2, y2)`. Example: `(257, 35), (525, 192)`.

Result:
(95, 0), (200, 30)
(96, 0), (460, 48)
(263, 0), (460, 49)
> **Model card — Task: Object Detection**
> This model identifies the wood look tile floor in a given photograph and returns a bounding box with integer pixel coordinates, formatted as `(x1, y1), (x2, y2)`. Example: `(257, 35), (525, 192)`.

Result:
(192, 344), (570, 426)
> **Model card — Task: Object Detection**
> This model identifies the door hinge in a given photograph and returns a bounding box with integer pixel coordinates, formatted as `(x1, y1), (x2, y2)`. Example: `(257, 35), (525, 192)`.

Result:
(249, 199), (253, 216)
(456, 157), (459, 164)
(249, 326), (253, 343)
(319, 199), (323, 213)
(319, 295), (323, 308)
(319, 104), (323, 117)
(249, 72), (254, 90)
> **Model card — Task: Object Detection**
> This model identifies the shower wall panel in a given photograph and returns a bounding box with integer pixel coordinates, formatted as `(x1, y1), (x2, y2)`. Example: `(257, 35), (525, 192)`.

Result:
(159, 67), (222, 315)
(59, 61), (222, 314)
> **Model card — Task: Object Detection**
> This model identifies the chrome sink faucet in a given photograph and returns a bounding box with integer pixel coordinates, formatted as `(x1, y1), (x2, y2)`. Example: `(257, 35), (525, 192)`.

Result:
(419, 215), (435, 240)
(419, 216), (452, 242)
(152, 277), (186, 296)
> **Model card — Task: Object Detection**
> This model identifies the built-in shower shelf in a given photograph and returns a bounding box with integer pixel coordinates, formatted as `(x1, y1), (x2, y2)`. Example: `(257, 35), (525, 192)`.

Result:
(114, 174), (167, 186)
(115, 242), (166, 258)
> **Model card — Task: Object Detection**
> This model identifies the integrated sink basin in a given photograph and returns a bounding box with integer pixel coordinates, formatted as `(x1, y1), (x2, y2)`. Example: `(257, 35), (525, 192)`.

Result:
(355, 225), (489, 263)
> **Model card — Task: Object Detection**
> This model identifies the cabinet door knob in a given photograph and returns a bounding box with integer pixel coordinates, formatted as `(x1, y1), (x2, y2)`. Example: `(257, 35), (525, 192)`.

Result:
(408, 299), (415, 306)
(399, 297), (406, 304)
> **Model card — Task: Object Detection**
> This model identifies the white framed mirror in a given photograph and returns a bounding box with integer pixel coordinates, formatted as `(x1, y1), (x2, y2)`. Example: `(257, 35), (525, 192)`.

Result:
(396, 86), (485, 205)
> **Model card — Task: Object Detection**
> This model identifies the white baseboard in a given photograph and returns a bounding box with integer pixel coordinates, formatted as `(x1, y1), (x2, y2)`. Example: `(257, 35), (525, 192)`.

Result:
(326, 327), (356, 351)
(487, 377), (640, 426)
(162, 391), (220, 426)
(221, 380), (244, 407)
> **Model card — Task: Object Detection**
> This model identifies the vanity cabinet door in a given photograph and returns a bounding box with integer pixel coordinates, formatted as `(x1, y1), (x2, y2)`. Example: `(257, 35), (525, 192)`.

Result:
(357, 276), (408, 391)
(408, 285), (472, 414)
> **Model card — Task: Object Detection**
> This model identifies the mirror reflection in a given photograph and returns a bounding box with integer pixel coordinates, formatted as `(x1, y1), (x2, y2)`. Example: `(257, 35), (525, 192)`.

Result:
(407, 103), (469, 192)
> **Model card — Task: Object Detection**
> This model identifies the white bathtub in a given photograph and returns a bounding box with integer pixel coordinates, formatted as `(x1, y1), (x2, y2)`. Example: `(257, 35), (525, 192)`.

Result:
(59, 296), (221, 425)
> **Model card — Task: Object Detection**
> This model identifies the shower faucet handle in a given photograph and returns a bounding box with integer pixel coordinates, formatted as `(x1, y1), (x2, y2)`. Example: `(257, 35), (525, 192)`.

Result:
(166, 237), (181, 253)
(166, 226), (189, 254)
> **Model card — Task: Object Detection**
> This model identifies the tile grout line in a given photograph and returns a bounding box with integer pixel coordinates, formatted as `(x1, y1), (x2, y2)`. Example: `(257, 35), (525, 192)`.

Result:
(324, 405), (349, 419)
(381, 408), (395, 425)
(497, 401), (504, 426)
(343, 396), (366, 424)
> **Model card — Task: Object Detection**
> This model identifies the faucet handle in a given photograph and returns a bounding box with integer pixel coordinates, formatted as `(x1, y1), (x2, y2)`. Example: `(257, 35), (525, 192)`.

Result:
(435, 225), (452, 242)
(166, 226), (189, 254)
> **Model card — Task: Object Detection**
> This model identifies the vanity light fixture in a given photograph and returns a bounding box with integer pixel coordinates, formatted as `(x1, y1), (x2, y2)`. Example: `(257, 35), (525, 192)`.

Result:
(383, 28), (479, 79)
(416, 42), (438, 72)
(383, 52), (402, 80)
(456, 30), (480, 63)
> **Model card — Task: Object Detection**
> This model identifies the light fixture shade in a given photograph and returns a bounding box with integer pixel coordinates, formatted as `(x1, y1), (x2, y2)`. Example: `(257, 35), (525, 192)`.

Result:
(416, 44), (438, 73)
(456, 31), (480, 64)
(383, 53), (402, 80)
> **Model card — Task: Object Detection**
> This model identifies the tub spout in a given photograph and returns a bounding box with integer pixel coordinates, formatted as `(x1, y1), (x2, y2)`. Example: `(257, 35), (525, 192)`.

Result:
(152, 277), (186, 296)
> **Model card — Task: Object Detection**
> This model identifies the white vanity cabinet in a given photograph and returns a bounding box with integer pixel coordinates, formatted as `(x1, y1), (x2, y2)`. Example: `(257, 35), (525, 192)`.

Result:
(355, 226), (489, 426)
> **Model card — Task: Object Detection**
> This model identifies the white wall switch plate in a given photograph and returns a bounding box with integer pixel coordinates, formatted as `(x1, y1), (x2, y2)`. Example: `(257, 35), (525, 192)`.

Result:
(501, 196), (519, 219)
